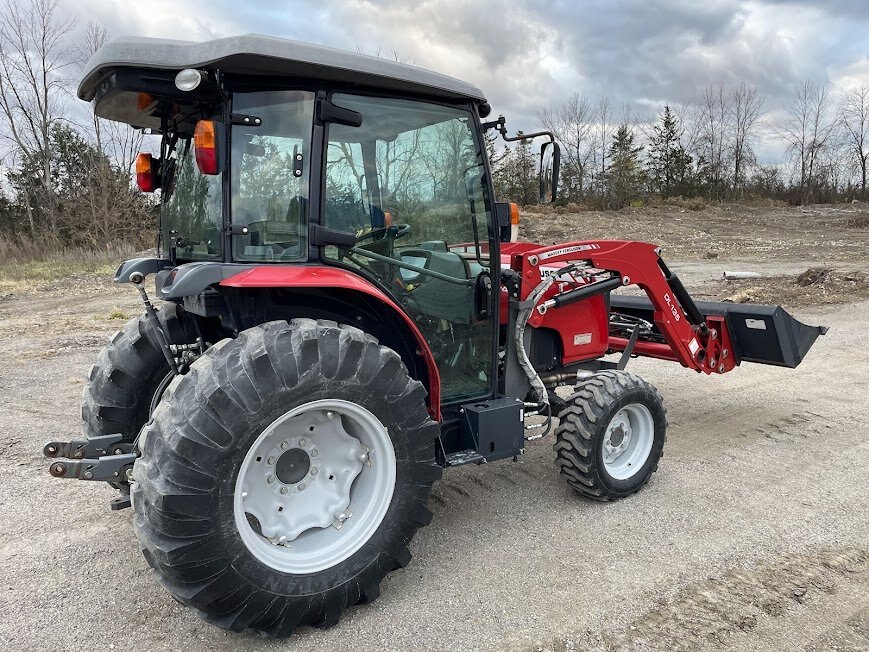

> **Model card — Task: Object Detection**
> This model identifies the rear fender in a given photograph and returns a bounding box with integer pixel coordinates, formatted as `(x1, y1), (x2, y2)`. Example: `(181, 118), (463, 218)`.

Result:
(221, 266), (441, 419)
(113, 257), (172, 284)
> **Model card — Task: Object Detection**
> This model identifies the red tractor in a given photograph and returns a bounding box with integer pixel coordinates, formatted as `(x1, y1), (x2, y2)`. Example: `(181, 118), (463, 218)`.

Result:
(45, 34), (825, 636)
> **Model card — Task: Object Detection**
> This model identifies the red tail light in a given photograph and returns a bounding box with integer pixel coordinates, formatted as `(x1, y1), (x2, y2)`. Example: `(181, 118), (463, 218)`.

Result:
(194, 120), (220, 175)
(135, 153), (156, 192)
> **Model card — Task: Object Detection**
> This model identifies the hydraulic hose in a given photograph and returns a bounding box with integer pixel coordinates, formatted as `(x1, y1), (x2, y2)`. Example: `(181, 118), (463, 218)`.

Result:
(515, 275), (555, 409)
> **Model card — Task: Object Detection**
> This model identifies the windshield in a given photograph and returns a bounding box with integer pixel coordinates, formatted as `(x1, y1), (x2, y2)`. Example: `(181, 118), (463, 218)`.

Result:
(161, 140), (223, 260)
(231, 91), (315, 262)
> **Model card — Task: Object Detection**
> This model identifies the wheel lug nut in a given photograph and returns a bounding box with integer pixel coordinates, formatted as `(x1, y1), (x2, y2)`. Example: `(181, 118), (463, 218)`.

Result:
(299, 438), (307, 447)
(267, 475), (275, 484)
(267, 456), (275, 465)
(310, 467), (319, 476)
(280, 486), (288, 494)
(298, 482), (306, 491)
(359, 452), (369, 463)
(311, 449), (318, 457)
(281, 441), (289, 450)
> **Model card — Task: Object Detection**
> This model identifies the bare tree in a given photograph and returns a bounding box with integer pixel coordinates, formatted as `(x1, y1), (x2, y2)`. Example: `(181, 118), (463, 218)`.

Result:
(697, 83), (731, 200)
(539, 92), (593, 198)
(0, 0), (76, 233)
(780, 80), (836, 202)
(79, 21), (142, 173)
(676, 101), (703, 156)
(590, 96), (613, 191)
(729, 82), (765, 195)
(839, 83), (869, 196)
(80, 22), (107, 145)
(354, 44), (415, 65)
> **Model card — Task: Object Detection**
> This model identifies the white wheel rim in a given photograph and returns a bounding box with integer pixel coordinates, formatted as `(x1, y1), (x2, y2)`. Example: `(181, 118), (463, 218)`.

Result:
(233, 399), (396, 574)
(601, 403), (655, 480)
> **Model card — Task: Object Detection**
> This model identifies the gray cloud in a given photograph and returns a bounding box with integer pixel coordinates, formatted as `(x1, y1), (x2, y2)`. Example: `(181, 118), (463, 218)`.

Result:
(70, 0), (869, 147)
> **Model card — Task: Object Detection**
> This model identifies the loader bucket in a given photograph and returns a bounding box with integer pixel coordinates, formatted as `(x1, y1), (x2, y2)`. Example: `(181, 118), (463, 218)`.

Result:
(610, 296), (827, 368)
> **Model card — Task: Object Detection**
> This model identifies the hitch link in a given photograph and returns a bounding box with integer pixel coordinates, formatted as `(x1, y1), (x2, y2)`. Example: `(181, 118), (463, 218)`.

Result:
(43, 434), (131, 459)
(48, 452), (137, 481)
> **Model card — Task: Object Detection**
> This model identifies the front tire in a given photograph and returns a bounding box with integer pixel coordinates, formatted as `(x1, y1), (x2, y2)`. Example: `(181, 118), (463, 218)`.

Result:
(132, 319), (441, 636)
(554, 371), (667, 501)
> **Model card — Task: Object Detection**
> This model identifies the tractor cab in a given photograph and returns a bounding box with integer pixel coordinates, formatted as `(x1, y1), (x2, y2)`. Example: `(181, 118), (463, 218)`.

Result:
(80, 34), (557, 406)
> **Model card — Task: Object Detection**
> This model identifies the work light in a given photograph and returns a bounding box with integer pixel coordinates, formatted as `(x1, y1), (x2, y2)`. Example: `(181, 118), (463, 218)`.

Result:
(174, 68), (203, 91)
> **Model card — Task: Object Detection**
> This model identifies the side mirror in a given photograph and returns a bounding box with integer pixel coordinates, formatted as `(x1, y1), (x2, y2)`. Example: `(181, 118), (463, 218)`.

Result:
(539, 141), (560, 203)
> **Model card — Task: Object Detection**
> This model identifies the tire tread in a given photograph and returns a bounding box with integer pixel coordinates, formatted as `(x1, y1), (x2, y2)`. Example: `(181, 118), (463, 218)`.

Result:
(554, 370), (666, 501)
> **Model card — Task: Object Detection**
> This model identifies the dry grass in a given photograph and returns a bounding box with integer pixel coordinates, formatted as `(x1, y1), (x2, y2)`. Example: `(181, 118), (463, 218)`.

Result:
(0, 238), (139, 295)
(661, 196), (708, 211)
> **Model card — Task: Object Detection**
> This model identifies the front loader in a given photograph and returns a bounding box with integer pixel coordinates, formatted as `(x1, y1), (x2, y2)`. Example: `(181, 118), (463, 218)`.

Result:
(44, 34), (826, 637)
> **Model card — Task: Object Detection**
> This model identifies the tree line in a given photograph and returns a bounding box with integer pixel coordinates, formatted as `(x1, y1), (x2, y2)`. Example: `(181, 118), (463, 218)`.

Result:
(494, 81), (869, 208)
(3, 0), (869, 258)
(0, 0), (153, 251)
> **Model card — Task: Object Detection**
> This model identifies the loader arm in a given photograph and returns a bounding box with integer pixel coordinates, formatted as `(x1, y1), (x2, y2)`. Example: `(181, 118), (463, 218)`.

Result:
(512, 240), (823, 375)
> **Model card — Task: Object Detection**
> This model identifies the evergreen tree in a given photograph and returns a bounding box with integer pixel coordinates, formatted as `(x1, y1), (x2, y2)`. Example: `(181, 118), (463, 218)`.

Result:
(605, 124), (644, 208)
(484, 128), (508, 188)
(498, 137), (537, 204)
(646, 106), (693, 197)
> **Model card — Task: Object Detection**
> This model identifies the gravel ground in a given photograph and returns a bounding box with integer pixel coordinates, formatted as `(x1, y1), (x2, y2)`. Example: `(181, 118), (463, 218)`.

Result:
(0, 210), (867, 651)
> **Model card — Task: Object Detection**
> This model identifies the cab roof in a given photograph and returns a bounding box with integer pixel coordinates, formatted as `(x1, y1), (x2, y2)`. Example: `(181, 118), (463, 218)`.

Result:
(78, 33), (487, 104)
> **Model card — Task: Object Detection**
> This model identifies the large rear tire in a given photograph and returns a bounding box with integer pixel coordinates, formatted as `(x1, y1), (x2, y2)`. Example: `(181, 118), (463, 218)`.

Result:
(81, 305), (187, 441)
(132, 319), (441, 636)
(554, 370), (666, 501)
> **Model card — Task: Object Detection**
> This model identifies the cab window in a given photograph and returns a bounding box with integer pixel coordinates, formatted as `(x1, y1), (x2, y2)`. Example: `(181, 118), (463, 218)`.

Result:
(230, 91), (315, 262)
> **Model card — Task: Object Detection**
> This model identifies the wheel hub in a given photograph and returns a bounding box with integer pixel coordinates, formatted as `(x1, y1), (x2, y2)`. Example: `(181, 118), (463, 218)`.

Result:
(600, 404), (654, 480)
(275, 448), (310, 485)
(233, 399), (397, 574)
(246, 412), (366, 543)
(603, 416), (632, 460)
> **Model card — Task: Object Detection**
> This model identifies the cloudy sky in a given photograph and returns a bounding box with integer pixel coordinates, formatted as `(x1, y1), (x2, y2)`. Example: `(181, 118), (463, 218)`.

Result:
(67, 0), (869, 160)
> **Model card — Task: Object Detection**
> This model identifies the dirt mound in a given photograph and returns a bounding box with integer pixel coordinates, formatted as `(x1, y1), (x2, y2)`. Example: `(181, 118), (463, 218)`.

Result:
(796, 268), (833, 286)
(719, 268), (869, 308)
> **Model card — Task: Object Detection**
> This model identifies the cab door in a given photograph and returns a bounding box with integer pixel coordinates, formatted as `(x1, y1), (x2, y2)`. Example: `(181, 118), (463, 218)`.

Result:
(321, 94), (496, 403)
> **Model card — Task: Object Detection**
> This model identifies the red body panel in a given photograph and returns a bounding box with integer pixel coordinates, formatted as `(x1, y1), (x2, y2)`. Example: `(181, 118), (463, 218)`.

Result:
(498, 247), (608, 364)
(506, 240), (737, 375)
(221, 266), (442, 419)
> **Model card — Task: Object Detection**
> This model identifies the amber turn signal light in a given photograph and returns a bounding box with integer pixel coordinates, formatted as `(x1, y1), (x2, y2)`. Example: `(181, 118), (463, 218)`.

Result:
(509, 203), (520, 225)
(194, 120), (221, 175)
(135, 153), (156, 192)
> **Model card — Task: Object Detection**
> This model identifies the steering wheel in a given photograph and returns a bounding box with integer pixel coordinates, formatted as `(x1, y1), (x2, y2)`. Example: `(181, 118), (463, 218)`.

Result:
(355, 223), (411, 243)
